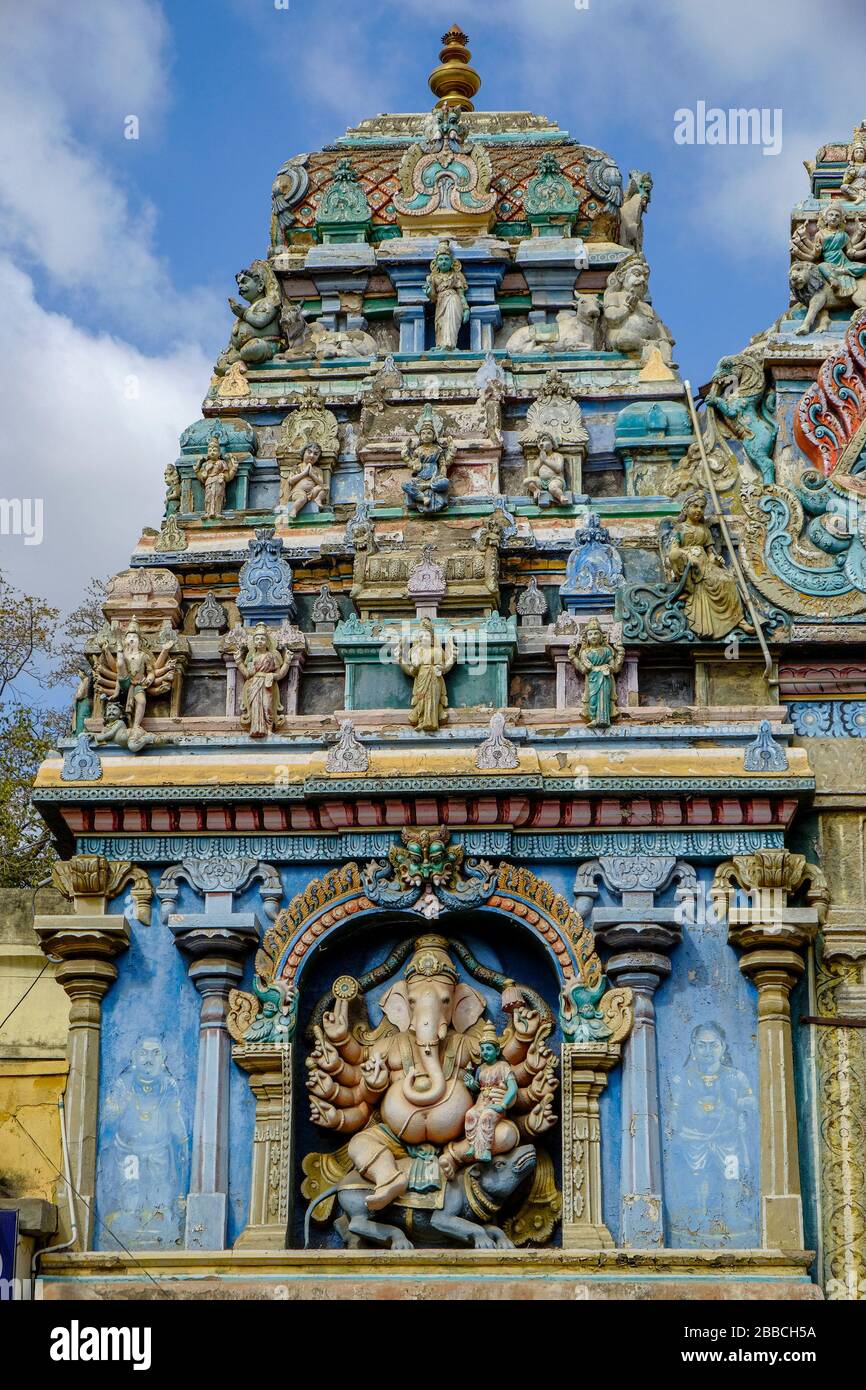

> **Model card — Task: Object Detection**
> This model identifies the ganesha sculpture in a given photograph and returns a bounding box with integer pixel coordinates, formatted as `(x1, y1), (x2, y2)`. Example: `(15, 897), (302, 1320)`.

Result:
(303, 934), (558, 1249)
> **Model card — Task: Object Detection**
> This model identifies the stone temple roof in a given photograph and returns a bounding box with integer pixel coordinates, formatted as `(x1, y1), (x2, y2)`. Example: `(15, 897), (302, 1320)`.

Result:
(273, 27), (624, 244)
(288, 127), (619, 240)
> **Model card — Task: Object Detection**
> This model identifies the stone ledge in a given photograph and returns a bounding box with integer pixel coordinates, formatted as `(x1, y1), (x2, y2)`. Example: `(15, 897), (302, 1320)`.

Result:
(38, 1246), (821, 1300)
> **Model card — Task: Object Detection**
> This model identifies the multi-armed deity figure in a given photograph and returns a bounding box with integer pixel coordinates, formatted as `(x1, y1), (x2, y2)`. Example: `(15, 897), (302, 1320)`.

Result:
(400, 617), (457, 732)
(279, 440), (328, 519)
(568, 617), (625, 728)
(92, 619), (177, 747)
(791, 202), (866, 335)
(306, 934), (555, 1219)
(195, 437), (238, 519)
(401, 406), (456, 514)
(231, 623), (293, 738)
(425, 241), (470, 350)
(666, 493), (750, 640)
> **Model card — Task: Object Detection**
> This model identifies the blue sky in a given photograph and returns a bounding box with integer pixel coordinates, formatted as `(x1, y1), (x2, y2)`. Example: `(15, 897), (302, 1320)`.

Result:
(1, 0), (865, 613)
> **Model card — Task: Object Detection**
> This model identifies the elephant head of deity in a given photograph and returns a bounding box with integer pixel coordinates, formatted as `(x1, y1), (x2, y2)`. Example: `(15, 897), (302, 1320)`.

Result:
(378, 935), (486, 1103)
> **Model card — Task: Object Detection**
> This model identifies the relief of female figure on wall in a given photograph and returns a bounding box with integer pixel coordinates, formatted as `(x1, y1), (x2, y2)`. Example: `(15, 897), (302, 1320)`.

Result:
(666, 493), (751, 640)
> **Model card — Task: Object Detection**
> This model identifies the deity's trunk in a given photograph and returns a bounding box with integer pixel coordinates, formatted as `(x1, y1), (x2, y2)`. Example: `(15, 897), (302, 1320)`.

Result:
(402, 1043), (447, 1106)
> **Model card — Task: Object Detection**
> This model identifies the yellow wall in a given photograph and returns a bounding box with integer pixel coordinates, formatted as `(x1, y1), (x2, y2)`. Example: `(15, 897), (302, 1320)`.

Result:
(0, 889), (71, 1202)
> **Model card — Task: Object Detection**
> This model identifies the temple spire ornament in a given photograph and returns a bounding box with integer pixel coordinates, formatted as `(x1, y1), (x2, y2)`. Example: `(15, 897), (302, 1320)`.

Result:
(428, 25), (481, 111)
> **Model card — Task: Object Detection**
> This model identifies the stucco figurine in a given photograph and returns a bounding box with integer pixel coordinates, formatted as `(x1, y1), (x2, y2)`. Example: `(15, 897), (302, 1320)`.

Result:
(195, 437), (238, 518)
(666, 493), (751, 639)
(400, 618), (456, 732)
(791, 203), (866, 335)
(568, 617), (625, 728)
(215, 259), (283, 373)
(462, 1024), (518, 1163)
(305, 934), (553, 1245)
(619, 170), (653, 252)
(425, 241), (469, 350)
(92, 619), (176, 744)
(232, 622), (293, 738)
(524, 430), (569, 505)
(602, 252), (674, 365)
(279, 441), (328, 518)
(401, 406), (456, 514)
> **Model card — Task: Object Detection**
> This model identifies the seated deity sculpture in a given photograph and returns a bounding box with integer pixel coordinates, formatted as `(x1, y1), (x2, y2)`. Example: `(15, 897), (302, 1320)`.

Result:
(280, 441), (328, 519)
(215, 260), (283, 374)
(666, 493), (752, 640)
(401, 410), (455, 515)
(602, 252), (674, 365)
(790, 202), (866, 335)
(304, 931), (557, 1246)
(524, 431), (569, 505)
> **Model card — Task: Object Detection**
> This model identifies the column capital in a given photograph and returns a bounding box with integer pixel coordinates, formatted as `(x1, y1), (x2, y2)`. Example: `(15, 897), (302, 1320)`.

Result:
(35, 914), (131, 997)
(50, 854), (152, 925)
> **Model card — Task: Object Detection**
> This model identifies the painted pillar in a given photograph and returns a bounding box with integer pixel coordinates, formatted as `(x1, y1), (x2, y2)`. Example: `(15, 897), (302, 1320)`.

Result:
(34, 914), (130, 1248)
(170, 912), (258, 1250)
(598, 941), (675, 1247)
(814, 809), (866, 1299)
(232, 1043), (294, 1250)
(560, 1041), (619, 1249)
(34, 855), (150, 1250)
(715, 850), (823, 1250)
(589, 856), (686, 1247)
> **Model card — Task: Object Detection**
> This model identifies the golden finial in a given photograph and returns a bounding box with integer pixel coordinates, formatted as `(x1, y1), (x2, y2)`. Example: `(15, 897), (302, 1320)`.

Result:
(428, 24), (481, 112)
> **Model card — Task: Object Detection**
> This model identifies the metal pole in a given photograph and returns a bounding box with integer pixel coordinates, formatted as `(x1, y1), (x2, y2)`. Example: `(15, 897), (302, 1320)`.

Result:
(683, 380), (773, 677)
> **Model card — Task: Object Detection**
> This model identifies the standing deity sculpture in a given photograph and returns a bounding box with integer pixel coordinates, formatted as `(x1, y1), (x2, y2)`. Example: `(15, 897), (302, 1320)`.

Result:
(791, 202), (866, 335)
(399, 618), (457, 732)
(569, 618), (625, 728)
(602, 253), (674, 365)
(230, 622), (294, 738)
(163, 463), (181, 516)
(665, 493), (751, 640)
(71, 668), (94, 734)
(401, 406), (456, 514)
(195, 437), (238, 519)
(279, 441), (328, 519)
(425, 241), (469, 350)
(215, 260), (283, 374)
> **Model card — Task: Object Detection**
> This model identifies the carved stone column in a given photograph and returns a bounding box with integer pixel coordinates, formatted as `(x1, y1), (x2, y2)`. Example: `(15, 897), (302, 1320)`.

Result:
(34, 855), (151, 1248)
(232, 1043), (294, 1250)
(713, 850), (826, 1250)
(561, 1042), (620, 1249)
(584, 856), (688, 1247)
(159, 858), (280, 1250)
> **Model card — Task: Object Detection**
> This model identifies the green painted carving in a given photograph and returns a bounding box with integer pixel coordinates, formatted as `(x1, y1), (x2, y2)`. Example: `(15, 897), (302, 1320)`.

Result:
(524, 153), (579, 236)
(316, 159), (371, 243)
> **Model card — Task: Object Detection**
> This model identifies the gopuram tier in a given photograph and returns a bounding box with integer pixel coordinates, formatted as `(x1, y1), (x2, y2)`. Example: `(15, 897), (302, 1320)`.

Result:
(31, 29), (866, 1301)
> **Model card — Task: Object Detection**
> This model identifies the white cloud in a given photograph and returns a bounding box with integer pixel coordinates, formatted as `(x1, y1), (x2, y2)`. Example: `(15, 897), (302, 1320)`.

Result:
(0, 0), (222, 344)
(0, 258), (209, 611)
